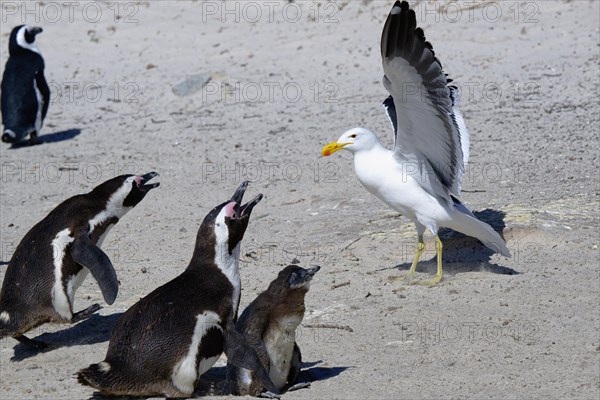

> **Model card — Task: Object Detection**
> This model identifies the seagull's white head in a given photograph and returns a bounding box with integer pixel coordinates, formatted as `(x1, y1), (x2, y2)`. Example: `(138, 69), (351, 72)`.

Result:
(322, 128), (380, 156)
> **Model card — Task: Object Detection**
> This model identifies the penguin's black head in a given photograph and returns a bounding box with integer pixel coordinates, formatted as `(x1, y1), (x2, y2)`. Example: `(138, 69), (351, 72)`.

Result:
(199, 181), (263, 255)
(9, 25), (43, 55)
(88, 172), (160, 216)
(274, 265), (320, 292)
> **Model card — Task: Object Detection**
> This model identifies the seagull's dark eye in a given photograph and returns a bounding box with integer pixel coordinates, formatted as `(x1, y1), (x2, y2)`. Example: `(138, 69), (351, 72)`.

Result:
(350, 134), (357, 139)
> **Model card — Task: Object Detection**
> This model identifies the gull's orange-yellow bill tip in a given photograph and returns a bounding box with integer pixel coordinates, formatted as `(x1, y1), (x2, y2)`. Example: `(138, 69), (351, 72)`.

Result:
(322, 141), (348, 156)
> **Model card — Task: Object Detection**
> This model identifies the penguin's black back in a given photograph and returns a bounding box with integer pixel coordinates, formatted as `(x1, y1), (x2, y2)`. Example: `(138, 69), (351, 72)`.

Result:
(3, 194), (107, 269)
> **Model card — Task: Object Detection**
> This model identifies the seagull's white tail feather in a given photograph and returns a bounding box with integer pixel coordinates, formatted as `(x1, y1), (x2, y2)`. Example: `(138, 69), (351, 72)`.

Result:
(448, 211), (511, 257)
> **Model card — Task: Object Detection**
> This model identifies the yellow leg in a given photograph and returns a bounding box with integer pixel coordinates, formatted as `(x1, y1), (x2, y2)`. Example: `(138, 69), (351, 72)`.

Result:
(416, 236), (443, 287)
(405, 237), (425, 281)
(392, 236), (424, 284)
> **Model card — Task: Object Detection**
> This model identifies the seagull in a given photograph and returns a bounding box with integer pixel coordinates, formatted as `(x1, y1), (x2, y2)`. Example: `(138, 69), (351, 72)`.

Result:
(322, 1), (510, 286)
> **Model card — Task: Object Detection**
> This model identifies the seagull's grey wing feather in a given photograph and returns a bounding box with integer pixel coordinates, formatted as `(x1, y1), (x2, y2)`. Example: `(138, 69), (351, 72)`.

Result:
(381, 1), (469, 198)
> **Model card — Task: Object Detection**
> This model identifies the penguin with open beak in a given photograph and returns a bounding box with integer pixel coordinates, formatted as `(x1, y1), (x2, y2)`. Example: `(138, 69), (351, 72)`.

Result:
(0, 172), (160, 349)
(78, 181), (279, 398)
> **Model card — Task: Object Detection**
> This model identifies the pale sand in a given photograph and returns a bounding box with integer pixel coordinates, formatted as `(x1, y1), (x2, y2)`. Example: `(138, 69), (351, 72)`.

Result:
(0, 1), (598, 399)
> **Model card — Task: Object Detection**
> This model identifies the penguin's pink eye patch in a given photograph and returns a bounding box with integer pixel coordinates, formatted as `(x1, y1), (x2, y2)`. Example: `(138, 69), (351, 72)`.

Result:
(133, 176), (143, 186)
(224, 201), (237, 219)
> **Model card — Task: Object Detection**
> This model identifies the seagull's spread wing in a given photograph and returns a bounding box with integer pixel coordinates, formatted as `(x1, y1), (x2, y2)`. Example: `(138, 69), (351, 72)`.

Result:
(380, 1), (469, 199)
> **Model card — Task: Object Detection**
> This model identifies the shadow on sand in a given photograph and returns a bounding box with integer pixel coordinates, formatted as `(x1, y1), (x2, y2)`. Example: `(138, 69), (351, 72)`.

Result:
(395, 209), (518, 276)
(8, 128), (81, 148)
(11, 312), (122, 362)
(189, 360), (349, 398)
(298, 360), (350, 384)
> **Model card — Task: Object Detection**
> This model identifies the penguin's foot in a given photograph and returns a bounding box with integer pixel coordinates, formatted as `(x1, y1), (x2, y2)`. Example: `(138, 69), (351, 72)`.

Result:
(72, 303), (102, 322)
(15, 335), (49, 350)
(29, 132), (41, 145)
(287, 382), (311, 391)
(259, 391), (281, 399)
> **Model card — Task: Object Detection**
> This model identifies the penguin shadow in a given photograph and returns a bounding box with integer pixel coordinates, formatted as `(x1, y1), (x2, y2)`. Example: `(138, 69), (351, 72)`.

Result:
(11, 312), (122, 362)
(297, 360), (351, 384)
(394, 209), (519, 277)
(87, 393), (152, 400)
(8, 128), (81, 148)
(170, 361), (349, 398)
(83, 363), (351, 399)
(87, 393), (149, 400)
(82, 367), (225, 399)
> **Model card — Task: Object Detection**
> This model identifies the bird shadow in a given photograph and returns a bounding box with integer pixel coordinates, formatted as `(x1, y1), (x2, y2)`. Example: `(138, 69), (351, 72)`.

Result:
(86, 393), (148, 400)
(83, 363), (350, 399)
(11, 312), (122, 362)
(189, 360), (349, 397)
(394, 209), (518, 276)
(8, 128), (81, 148)
(297, 360), (350, 383)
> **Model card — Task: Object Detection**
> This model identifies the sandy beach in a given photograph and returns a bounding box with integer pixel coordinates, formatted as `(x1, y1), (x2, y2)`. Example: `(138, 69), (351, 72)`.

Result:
(0, 1), (598, 399)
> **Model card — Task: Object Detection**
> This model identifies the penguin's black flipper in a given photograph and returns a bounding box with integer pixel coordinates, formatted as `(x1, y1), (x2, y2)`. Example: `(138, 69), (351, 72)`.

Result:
(35, 70), (50, 120)
(286, 342), (302, 388)
(72, 303), (102, 322)
(70, 235), (118, 305)
(237, 313), (271, 370)
(224, 319), (279, 396)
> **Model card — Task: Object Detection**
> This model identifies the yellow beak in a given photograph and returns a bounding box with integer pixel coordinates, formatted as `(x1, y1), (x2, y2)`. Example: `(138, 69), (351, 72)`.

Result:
(322, 141), (349, 156)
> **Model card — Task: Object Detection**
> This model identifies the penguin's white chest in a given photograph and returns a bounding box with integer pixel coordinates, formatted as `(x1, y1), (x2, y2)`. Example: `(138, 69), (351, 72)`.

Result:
(264, 314), (303, 389)
(353, 151), (440, 221)
(214, 242), (241, 316)
(33, 76), (43, 132)
(171, 311), (223, 395)
(51, 229), (75, 319)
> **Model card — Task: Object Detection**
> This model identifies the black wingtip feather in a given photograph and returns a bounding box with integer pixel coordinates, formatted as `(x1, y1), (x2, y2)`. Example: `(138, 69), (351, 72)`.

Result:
(382, 2), (454, 87)
(382, 1), (413, 59)
(397, 4), (409, 58)
(386, 11), (401, 58)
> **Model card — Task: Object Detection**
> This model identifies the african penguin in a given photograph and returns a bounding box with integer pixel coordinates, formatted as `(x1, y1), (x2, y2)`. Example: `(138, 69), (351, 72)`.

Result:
(77, 181), (279, 398)
(0, 172), (159, 349)
(225, 265), (320, 396)
(1, 25), (50, 145)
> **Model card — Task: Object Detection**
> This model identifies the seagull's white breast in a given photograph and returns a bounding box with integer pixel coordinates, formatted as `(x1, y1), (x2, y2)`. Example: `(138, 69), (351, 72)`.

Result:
(352, 148), (449, 225)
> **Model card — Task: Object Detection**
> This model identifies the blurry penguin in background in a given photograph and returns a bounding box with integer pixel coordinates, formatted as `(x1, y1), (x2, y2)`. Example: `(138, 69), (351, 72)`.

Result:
(1, 25), (50, 145)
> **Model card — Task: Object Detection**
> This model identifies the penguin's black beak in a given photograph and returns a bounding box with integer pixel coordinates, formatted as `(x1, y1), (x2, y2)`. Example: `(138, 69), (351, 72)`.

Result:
(288, 265), (320, 289)
(28, 26), (43, 36)
(306, 266), (321, 276)
(230, 181), (249, 205)
(138, 172), (160, 191)
(240, 194), (263, 217)
(229, 181), (262, 218)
